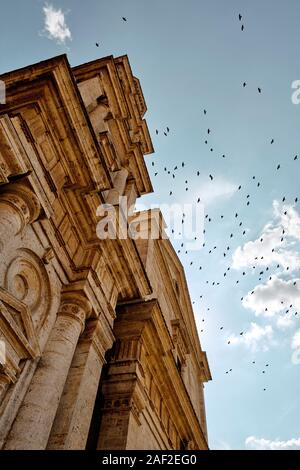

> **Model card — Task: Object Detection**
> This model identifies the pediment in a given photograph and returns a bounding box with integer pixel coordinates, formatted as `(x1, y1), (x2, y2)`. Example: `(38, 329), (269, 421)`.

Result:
(0, 287), (40, 383)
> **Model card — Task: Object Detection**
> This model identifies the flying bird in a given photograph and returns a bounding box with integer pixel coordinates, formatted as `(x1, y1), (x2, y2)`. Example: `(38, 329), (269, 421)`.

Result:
(122, 17), (127, 21)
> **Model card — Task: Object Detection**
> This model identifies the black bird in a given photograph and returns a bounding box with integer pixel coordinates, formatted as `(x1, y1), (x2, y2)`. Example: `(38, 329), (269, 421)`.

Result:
(164, 132), (167, 136)
(277, 164), (281, 170)
(243, 82), (247, 87)
(239, 14), (242, 21)
(209, 174), (214, 181)
(258, 87), (262, 93)
(204, 109), (207, 115)
(241, 24), (244, 31)
(95, 42), (100, 47)
(167, 127), (170, 133)
(122, 17), (127, 21)
(271, 139), (274, 144)
(294, 155), (298, 161)
(156, 129), (159, 135)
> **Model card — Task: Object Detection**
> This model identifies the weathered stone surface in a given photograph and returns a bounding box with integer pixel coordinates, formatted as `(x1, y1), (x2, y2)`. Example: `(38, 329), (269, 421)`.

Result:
(0, 54), (211, 450)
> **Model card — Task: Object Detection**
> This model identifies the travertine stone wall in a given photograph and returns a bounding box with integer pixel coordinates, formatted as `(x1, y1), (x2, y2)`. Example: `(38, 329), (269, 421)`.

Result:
(0, 54), (211, 450)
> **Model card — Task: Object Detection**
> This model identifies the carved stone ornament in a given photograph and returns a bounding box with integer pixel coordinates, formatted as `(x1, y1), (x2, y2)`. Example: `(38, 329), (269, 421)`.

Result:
(0, 287), (40, 384)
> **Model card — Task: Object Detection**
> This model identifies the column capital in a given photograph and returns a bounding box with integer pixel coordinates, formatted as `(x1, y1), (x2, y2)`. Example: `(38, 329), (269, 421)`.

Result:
(58, 291), (92, 333)
(0, 182), (40, 229)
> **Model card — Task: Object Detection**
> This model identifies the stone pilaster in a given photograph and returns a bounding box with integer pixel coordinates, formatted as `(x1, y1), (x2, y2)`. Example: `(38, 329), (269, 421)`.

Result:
(3, 291), (92, 450)
(47, 316), (114, 450)
(97, 378), (146, 450)
(95, 305), (147, 450)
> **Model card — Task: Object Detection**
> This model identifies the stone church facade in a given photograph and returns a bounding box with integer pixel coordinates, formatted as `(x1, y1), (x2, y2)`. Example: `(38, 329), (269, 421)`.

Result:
(0, 54), (211, 450)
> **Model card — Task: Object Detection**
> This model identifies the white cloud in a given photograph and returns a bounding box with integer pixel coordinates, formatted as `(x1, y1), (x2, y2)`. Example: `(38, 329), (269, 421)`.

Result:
(199, 177), (237, 206)
(228, 322), (274, 352)
(242, 276), (300, 318)
(232, 201), (300, 272)
(291, 329), (300, 349)
(274, 201), (300, 240)
(43, 4), (72, 44)
(245, 435), (300, 450)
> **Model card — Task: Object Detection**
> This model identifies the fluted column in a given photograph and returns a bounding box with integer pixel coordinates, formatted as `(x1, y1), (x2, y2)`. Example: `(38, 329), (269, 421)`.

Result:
(47, 316), (114, 450)
(0, 182), (40, 248)
(4, 291), (92, 450)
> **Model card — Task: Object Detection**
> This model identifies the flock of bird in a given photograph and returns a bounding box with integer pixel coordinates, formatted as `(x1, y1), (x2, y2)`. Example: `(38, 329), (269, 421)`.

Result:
(149, 128), (299, 390)
(146, 13), (299, 392)
(94, 13), (298, 393)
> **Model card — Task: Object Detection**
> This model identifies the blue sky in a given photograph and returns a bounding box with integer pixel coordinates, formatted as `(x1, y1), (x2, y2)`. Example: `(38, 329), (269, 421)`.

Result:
(1, 0), (300, 450)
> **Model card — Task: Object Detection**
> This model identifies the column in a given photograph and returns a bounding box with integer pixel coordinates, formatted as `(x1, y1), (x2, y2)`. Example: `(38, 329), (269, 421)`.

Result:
(3, 291), (92, 450)
(47, 315), (114, 450)
(0, 182), (40, 248)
